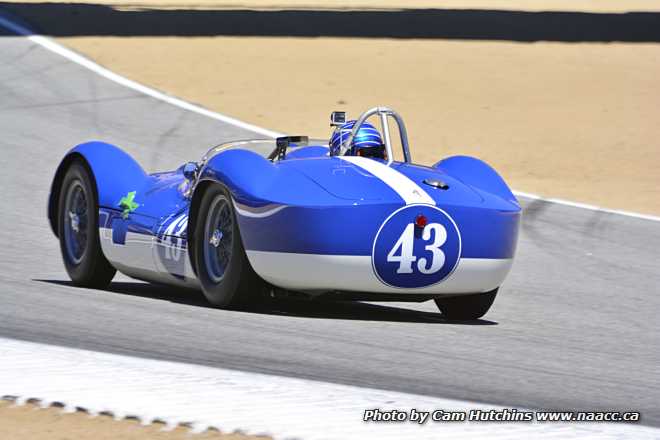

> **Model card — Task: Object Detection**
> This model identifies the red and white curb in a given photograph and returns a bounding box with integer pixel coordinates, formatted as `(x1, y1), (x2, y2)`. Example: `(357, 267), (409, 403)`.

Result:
(1, 337), (658, 439)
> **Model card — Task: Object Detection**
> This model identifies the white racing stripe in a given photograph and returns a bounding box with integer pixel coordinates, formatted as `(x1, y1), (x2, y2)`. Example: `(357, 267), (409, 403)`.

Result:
(340, 156), (435, 205)
(1, 337), (658, 440)
(233, 201), (288, 218)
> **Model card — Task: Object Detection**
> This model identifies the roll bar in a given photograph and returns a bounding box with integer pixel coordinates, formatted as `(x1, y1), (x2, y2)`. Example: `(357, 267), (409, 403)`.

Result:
(336, 107), (411, 165)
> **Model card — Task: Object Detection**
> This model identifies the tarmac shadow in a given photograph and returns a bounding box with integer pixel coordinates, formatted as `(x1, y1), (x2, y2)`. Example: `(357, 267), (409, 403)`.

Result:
(35, 279), (497, 326)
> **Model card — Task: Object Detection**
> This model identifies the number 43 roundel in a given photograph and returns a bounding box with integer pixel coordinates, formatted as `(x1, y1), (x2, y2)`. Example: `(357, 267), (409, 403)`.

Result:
(372, 204), (462, 288)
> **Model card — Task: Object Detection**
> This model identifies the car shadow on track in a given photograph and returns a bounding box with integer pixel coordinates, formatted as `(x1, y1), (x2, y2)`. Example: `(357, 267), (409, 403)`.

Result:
(35, 279), (497, 325)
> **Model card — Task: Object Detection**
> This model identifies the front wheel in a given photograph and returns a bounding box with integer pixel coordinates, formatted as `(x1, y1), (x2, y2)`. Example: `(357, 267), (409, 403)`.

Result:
(57, 161), (116, 287)
(193, 183), (261, 308)
(434, 289), (498, 320)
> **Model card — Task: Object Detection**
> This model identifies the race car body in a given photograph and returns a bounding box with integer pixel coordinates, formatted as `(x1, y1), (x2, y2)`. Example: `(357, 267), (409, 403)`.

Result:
(48, 107), (521, 319)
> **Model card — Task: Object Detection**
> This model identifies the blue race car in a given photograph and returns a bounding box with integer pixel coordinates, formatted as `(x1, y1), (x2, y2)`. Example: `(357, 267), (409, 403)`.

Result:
(48, 107), (520, 320)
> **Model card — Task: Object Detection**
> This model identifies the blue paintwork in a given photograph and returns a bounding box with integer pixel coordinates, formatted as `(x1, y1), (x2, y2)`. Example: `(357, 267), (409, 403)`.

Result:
(48, 141), (192, 222)
(69, 141), (149, 209)
(236, 203), (518, 259)
(99, 208), (156, 239)
(285, 145), (330, 160)
(49, 137), (521, 292)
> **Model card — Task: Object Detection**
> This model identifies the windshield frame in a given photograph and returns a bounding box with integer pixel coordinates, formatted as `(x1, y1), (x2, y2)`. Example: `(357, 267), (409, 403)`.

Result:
(200, 138), (329, 165)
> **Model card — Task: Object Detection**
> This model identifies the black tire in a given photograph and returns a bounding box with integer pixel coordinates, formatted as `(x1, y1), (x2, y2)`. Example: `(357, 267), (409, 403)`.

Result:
(434, 288), (498, 320)
(58, 161), (116, 287)
(193, 183), (261, 308)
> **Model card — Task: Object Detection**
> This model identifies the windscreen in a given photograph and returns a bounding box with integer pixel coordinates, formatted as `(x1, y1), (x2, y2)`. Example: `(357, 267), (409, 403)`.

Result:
(201, 139), (328, 164)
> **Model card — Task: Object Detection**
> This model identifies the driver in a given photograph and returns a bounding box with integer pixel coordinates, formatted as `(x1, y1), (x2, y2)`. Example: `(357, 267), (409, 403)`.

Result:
(329, 120), (386, 160)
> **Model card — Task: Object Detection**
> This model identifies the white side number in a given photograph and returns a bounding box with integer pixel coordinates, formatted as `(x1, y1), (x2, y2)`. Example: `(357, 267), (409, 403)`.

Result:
(162, 214), (188, 261)
(387, 223), (447, 275)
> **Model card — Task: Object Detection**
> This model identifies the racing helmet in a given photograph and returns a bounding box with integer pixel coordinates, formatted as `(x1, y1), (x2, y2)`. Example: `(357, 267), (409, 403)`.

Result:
(329, 120), (385, 158)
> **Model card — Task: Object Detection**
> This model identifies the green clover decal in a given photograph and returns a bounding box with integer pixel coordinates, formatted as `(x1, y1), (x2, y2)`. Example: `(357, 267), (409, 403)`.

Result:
(119, 191), (139, 219)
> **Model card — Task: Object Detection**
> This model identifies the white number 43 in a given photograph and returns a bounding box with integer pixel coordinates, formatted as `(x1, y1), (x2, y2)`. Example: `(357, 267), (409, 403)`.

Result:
(387, 223), (447, 275)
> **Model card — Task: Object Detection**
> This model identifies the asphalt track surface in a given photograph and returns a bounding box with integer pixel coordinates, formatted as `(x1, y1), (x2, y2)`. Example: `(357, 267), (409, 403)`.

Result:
(1, 27), (659, 426)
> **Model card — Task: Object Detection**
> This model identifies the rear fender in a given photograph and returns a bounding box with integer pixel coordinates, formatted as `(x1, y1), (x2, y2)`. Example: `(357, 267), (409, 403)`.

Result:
(187, 150), (278, 263)
(48, 141), (148, 236)
(434, 155), (518, 205)
(198, 149), (279, 204)
(188, 149), (343, 270)
(196, 148), (338, 206)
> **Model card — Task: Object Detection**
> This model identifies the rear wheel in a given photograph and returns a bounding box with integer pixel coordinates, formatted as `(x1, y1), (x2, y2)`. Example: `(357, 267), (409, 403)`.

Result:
(58, 161), (116, 287)
(193, 183), (261, 308)
(434, 289), (498, 320)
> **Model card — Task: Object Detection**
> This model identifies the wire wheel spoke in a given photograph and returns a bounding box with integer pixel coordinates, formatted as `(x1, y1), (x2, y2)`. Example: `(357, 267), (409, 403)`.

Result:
(63, 180), (88, 265)
(203, 194), (234, 283)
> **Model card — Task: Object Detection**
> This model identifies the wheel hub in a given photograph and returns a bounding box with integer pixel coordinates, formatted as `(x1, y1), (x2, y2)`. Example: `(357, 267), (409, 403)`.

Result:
(209, 229), (223, 248)
(69, 211), (80, 233)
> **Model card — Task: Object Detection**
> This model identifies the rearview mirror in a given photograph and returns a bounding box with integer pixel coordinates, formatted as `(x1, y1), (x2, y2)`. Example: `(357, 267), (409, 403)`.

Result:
(183, 162), (198, 180)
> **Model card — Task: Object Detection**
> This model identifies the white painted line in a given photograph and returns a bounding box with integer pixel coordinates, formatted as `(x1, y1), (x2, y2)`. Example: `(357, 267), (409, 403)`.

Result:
(514, 190), (660, 222)
(1, 337), (658, 440)
(0, 13), (657, 223)
(0, 15), (283, 139)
